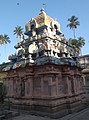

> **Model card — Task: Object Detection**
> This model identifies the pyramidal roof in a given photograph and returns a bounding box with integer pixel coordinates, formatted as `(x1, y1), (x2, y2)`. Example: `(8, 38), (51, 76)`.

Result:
(25, 8), (61, 33)
(34, 8), (53, 27)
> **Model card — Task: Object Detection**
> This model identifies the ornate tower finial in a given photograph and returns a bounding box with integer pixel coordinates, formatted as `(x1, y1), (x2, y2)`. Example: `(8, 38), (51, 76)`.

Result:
(40, 3), (46, 13)
(39, 3), (46, 15)
(40, 8), (45, 13)
(42, 3), (46, 9)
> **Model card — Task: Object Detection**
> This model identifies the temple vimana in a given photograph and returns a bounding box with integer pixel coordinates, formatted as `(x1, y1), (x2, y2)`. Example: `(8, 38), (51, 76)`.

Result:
(0, 8), (86, 118)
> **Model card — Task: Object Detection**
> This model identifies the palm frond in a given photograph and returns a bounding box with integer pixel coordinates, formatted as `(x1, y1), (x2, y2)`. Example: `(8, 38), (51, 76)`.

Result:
(0, 34), (10, 45)
(13, 25), (24, 37)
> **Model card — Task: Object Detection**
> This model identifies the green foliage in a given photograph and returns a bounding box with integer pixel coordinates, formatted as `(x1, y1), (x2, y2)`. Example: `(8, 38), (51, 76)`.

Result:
(67, 16), (80, 38)
(67, 16), (85, 54)
(67, 16), (80, 29)
(78, 37), (85, 47)
(0, 34), (10, 45)
(13, 25), (24, 38)
(68, 37), (85, 52)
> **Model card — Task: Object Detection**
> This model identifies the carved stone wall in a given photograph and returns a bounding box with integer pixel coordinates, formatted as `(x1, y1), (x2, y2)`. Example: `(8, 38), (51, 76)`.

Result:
(5, 64), (86, 118)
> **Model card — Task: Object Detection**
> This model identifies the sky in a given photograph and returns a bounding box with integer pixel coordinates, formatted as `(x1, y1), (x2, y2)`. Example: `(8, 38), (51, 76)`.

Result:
(0, 0), (89, 63)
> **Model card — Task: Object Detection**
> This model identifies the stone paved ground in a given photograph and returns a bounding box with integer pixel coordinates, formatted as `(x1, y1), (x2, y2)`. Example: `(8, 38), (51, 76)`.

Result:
(5, 108), (89, 120)
(60, 108), (89, 120)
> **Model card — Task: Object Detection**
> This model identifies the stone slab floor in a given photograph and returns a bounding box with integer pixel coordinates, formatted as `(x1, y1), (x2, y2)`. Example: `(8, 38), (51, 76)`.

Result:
(4, 108), (89, 120)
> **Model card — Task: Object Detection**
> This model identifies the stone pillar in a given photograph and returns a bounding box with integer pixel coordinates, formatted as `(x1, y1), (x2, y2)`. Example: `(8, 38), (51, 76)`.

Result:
(41, 75), (44, 97)
(33, 75), (41, 96)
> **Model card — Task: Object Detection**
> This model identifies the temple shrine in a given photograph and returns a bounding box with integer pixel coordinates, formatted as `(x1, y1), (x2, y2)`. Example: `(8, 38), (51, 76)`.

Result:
(0, 8), (86, 118)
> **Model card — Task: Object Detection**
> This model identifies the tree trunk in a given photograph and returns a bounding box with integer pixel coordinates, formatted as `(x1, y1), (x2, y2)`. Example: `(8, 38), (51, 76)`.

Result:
(73, 28), (76, 39)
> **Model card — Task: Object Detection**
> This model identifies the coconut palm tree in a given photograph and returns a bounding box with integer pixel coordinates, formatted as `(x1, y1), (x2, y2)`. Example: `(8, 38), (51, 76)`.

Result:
(77, 37), (85, 55)
(0, 34), (10, 45)
(0, 34), (10, 60)
(0, 35), (3, 45)
(68, 38), (78, 47)
(77, 37), (85, 48)
(68, 37), (85, 55)
(13, 25), (24, 41)
(67, 16), (80, 39)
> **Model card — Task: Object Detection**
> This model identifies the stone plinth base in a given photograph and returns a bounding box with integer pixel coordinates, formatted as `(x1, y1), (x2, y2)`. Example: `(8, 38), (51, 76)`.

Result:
(11, 93), (86, 118)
